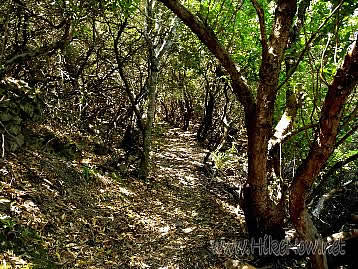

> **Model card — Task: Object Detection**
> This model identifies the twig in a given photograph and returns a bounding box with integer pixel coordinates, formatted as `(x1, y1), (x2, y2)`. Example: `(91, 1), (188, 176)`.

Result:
(320, 33), (331, 86)
(1, 133), (4, 158)
(0, 120), (21, 146)
(336, 124), (358, 148)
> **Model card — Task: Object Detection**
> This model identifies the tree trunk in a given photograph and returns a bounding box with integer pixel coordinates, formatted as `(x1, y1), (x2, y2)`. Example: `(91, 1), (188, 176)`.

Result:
(290, 38), (357, 269)
(139, 0), (177, 179)
(139, 63), (158, 179)
(161, 100), (170, 122)
(242, 0), (297, 240)
(182, 88), (193, 131)
(197, 90), (215, 143)
(156, 3), (357, 269)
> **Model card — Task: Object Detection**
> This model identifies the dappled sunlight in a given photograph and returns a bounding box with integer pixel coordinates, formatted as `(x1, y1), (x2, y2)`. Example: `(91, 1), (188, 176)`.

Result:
(1, 124), (247, 268)
(180, 175), (197, 186)
(158, 225), (171, 235)
(118, 186), (135, 196)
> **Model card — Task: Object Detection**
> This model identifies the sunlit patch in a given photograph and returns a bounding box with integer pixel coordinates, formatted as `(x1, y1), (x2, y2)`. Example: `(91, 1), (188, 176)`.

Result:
(41, 178), (59, 194)
(217, 198), (244, 218)
(118, 186), (134, 196)
(80, 158), (91, 164)
(158, 264), (180, 269)
(285, 228), (297, 241)
(179, 175), (196, 186)
(159, 225), (171, 235)
(95, 173), (113, 185)
(268, 46), (277, 56)
(182, 226), (196, 233)
(130, 255), (151, 268)
(180, 132), (194, 137)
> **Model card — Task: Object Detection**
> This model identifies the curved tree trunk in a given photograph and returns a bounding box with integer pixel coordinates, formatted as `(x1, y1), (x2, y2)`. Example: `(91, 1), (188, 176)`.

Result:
(290, 38), (358, 269)
(157, 2), (357, 268)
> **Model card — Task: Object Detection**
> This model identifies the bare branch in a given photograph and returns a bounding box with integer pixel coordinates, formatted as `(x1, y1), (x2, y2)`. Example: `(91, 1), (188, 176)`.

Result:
(5, 20), (72, 66)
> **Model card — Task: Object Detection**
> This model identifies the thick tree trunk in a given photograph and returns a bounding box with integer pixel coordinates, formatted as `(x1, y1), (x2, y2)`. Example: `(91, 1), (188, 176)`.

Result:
(243, 0), (297, 240)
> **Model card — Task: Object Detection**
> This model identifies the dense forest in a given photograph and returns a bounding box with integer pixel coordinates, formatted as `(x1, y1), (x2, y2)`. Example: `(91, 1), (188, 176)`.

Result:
(0, 0), (357, 268)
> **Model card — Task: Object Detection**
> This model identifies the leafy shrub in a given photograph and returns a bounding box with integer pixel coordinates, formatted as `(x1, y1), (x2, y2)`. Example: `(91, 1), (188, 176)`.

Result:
(211, 144), (238, 170)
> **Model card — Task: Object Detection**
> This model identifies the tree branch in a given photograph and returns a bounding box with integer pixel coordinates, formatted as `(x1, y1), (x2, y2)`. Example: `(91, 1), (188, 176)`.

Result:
(277, 0), (344, 92)
(281, 123), (317, 144)
(290, 34), (358, 253)
(336, 123), (358, 148)
(324, 152), (358, 180)
(250, 0), (268, 52)
(112, 18), (144, 131)
(4, 20), (72, 66)
(157, 0), (255, 113)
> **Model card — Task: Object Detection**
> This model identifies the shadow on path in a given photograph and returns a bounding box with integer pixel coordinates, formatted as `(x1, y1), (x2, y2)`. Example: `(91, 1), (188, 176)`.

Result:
(0, 123), (246, 268)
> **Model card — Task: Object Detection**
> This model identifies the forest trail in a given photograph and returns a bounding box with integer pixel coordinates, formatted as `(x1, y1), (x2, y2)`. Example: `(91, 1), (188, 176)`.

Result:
(111, 123), (247, 268)
(152, 124), (210, 189)
(1, 123), (246, 269)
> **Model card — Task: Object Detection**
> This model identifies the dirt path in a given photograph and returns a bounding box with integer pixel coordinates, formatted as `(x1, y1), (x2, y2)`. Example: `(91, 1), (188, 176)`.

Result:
(1, 124), (246, 269)
(152, 125), (213, 190)
(117, 124), (247, 268)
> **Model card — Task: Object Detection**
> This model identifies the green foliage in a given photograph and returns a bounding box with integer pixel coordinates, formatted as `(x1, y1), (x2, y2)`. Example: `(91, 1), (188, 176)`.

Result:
(82, 164), (98, 182)
(0, 216), (57, 269)
(0, 215), (16, 229)
(211, 144), (237, 170)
